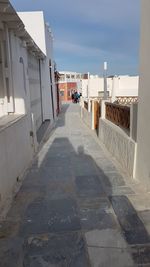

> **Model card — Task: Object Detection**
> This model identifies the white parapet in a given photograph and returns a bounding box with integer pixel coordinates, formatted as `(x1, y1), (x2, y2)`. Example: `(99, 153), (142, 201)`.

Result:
(101, 99), (110, 119)
(98, 118), (136, 177)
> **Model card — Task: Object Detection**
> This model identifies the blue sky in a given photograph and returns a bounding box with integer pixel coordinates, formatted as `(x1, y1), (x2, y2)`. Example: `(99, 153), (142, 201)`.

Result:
(11, 0), (140, 76)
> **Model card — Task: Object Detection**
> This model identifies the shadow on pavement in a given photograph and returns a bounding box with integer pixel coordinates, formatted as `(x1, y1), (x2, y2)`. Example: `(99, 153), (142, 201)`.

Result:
(0, 119), (150, 266)
(55, 104), (70, 128)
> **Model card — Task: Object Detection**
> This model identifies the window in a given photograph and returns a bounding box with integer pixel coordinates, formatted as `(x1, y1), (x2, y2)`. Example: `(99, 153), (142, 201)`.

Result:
(67, 90), (71, 97)
(98, 91), (109, 98)
(59, 74), (65, 81)
(60, 90), (64, 96)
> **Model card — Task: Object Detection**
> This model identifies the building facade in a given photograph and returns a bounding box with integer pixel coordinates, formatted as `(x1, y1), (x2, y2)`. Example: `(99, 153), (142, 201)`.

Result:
(81, 75), (139, 100)
(58, 71), (88, 102)
(0, 2), (57, 213)
(18, 11), (58, 123)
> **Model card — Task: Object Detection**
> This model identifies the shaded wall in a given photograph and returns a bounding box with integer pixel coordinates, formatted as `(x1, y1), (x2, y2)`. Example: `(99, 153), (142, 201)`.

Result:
(0, 115), (32, 211)
(136, 0), (150, 188)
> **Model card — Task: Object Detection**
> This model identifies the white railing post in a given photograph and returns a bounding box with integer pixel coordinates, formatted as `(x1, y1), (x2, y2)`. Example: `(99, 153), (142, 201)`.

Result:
(91, 100), (95, 130)
(101, 100), (108, 119)
(88, 98), (91, 112)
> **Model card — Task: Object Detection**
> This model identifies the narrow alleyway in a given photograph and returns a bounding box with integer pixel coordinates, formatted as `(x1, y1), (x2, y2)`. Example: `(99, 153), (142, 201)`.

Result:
(1, 103), (150, 267)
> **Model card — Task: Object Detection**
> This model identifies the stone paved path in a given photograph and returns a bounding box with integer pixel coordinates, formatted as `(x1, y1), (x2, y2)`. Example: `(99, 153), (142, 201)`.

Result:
(0, 103), (150, 266)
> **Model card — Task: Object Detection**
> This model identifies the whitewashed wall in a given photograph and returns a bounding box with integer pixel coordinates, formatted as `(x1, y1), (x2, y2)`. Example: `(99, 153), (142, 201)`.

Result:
(28, 54), (42, 131)
(114, 76), (139, 96)
(44, 23), (57, 120)
(0, 28), (34, 212)
(0, 9), (57, 213)
(82, 76), (139, 99)
(136, 0), (150, 188)
(89, 78), (104, 97)
(0, 115), (32, 212)
(18, 11), (57, 123)
(10, 34), (29, 115)
(81, 79), (88, 97)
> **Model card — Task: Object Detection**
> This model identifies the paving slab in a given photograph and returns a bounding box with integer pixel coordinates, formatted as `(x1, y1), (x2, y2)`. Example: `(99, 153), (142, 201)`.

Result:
(131, 245), (150, 265)
(110, 195), (150, 245)
(0, 237), (24, 267)
(87, 246), (135, 267)
(75, 175), (106, 198)
(85, 229), (128, 248)
(80, 208), (117, 231)
(20, 198), (81, 237)
(23, 232), (90, 267)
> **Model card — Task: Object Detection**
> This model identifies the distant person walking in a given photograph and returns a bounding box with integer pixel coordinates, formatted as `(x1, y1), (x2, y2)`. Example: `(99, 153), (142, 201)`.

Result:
(71, 91), (75, 103)
(71, 91), (80, 103)
(74, 91), (78, 103)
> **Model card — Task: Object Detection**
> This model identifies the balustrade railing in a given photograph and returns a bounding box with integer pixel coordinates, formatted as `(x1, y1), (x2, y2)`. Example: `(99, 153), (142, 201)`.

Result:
(115, 96), (138, 105)
(105, 102), (130, 130)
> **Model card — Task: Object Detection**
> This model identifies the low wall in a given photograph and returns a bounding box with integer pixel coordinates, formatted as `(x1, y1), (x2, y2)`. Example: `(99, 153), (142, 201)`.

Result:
(81, 107), (92, 129)
(98, 118), (136, 177)
(0, 115), (33, 212)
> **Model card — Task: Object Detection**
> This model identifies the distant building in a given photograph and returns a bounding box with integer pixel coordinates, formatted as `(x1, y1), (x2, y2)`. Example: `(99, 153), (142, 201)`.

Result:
(58, 71), (88, 102)
(81, 75), (139, 100)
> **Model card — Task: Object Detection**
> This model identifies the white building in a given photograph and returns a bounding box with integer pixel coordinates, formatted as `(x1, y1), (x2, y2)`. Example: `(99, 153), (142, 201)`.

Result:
(135, 0), (150, 188)
(18, 11), (57, 126)
(59, 71), (88, 81)
(59, 71), (88, 92)
(82, 75), (139, 100)
(0, 1), (57, 213)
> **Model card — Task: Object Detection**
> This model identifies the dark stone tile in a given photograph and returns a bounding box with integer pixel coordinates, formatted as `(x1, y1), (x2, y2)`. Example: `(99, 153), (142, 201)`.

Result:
(23, 232), (90, 267)
(45, 180), (75, 196)
(110, 196), (150, 245)
(40, 166), (72, 180)
(80, 208), (117, 231)
(131, 245), (150, 265)
(71, 159), (98, 176)
(0, 237), (23, 267)
(43, 157), (71, 168)
(78, 197), (110, 210)
(20, 198), (81, 236)
(19, 184), (46, 194)
(75, 175), (105, 198)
